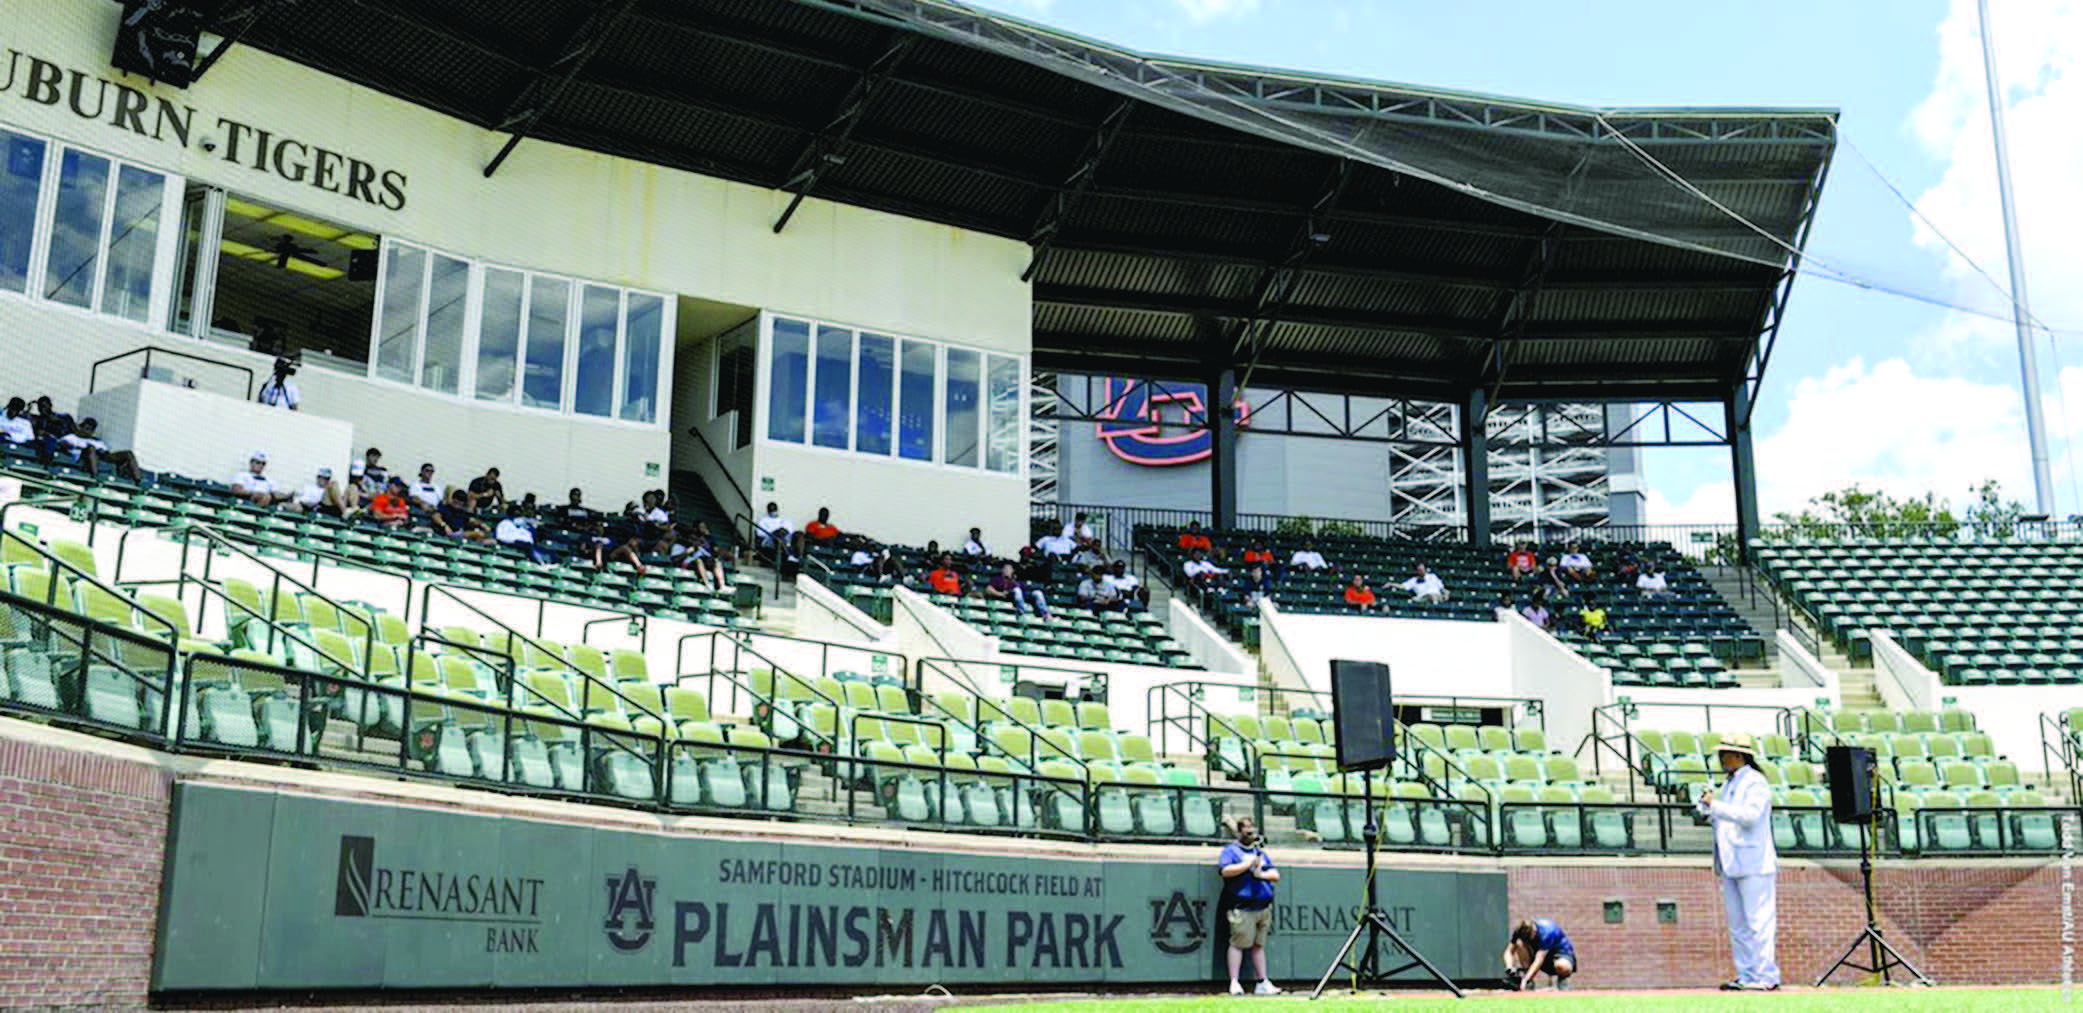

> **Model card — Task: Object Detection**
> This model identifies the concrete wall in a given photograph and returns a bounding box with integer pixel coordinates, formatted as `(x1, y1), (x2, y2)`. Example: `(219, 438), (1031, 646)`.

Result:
(78, 379), (355, 492)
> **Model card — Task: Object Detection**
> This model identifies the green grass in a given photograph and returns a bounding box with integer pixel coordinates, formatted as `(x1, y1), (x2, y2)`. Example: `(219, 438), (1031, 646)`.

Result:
(963, 988), (2060, 1013)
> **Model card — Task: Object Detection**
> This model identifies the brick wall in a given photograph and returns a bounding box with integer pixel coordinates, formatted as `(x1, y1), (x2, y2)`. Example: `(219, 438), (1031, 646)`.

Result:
(1510, 859), (2067, 988)
(0, 735), (172, 1010)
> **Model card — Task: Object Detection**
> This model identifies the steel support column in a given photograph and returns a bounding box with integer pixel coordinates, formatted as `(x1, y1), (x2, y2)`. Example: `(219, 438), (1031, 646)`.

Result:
(1728, 384), (1762, 564)
(773, 34), (916, 233)
(482, 0), (638, 178)
(1209, 367), (1239, 530)
(1462, 387), (1491, 544)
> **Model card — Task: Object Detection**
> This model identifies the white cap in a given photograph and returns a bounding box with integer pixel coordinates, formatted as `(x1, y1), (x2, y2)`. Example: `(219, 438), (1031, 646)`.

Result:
(250, 451), (268, 462)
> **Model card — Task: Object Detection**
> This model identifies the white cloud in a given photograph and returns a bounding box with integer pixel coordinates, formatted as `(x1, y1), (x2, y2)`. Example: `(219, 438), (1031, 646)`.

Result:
(1908, 1), (2083, 347)
(1169, 0), (1262, 23)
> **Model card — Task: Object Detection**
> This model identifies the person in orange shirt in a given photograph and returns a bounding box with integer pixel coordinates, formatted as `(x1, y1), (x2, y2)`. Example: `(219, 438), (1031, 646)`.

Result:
(805, 506), (841, 542)
(1343, 574), (1379, 614)
(1178, 519), (1215, 554)
(926, 554), (966, 596)
(367, 478), (412, 527)
(1241, 539), (1280, 580)
(1505, 542), (1539, 579)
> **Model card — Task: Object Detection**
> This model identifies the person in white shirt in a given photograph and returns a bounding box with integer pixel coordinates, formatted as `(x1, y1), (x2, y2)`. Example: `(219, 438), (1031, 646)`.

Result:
(754, 501), (799, 562)
(407, 462), (443, 510)
(495, 509), (552, 563)
(290, 467), (346, 517)
(1182, 549), (1228, 584)
(1636, 567), (1672, 598)
(257, 356), (300, 410)
(230, 451), (290, 506)
(1288, 542), (1332, 572)
(961, 527), (990, 557)
(1103, 559), (1150, 611)
(1559, 543), (1595, 582)
(1696, 734), (1780, 991)
(1399, 564), (1448, 604)
(1035, 532), (1077, 557)
(1063, 512), (1097, 547)
(56, 418), (143, 482)
(0, 397), (33, 446)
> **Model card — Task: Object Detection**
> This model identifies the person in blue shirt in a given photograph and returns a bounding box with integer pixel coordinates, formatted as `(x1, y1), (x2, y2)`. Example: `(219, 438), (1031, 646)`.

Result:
(1217, 816), (1282, 996)
(1503, 917), (1575, 991)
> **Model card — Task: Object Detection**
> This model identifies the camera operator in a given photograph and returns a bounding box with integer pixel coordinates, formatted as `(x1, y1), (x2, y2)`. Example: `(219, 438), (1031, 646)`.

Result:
(1217, 816), (1281, 996)
(258, 356), (301, 411)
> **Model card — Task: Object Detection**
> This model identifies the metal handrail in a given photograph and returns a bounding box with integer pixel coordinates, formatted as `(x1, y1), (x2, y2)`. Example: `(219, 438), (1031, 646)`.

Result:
(684, 423), (753, 524)
(673, 630), (845, 757)
(914, 656), (1094, 781)
(418, 583), (664, 727)
(87, 344), (257, 400)
(165, 523), (381, 670)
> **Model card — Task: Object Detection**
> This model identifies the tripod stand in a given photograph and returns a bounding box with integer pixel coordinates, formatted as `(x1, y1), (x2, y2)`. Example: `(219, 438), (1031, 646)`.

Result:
(1310, 769), (1465, 999)
(1813, 756), (1931, 987)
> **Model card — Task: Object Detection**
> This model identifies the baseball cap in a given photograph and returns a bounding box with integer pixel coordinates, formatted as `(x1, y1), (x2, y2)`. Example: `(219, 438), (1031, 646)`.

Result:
(317, 467), (333, 478)
(250, 451), (268, 462)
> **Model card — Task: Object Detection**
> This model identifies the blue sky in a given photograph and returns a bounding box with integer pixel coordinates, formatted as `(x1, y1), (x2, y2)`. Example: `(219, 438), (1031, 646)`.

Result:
(974, 0), (2083, 523)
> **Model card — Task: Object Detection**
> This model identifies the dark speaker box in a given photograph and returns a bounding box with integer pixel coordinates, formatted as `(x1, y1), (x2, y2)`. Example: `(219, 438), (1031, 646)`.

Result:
(1330, 659), (1395, 773)
(347, 249), (380, 282)
(1825, 745), (1875, 823)
(112, 1), (207, 88)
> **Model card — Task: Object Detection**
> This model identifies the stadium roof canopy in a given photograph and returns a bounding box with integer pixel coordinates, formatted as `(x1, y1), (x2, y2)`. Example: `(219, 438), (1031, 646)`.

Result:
(219, 0), (1838, 407)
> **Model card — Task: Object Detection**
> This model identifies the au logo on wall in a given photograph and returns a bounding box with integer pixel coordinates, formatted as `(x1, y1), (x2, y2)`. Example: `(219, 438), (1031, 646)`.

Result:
(604, 867), (659, 953)
(1093, 378), (1252, 467)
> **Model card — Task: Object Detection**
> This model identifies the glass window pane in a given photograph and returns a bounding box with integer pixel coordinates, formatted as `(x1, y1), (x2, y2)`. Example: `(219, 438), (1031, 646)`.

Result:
(620, 292), (664, 423)
(374, 244), (424, 382)
(0, 132), (45, 294)
(714, 327), (756, 450)
(44, 148), (110, 309)
(985, 354), (1021, 473)
(523, 276), (568, 409)
(98, 164), (164, 323)
(573, 284), (621, 417)
(419, 253), (469, 394)
(944, 348), (980, 468)
(856, 332), (894, 456)
(214, 195), (377, 365)
(898, 339), (935, 461)
(767, 317), (810, 443)
(812, 324), (853, 449)
(476, 268), (524, 401)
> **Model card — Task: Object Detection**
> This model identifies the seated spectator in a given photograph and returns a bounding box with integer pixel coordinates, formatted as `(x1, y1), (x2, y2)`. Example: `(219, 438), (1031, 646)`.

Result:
(230, 452), (291, 506)
(1035, 530), (1077, 558)
(407, 463), (442, 511)
(804, 506), (841, 543)
(1519, 593), (1552, 631)
(1016, 545), (1054, 588)
(983, 561), (1049, 617)
(1536, 557), (1570, 600)
(753, 501), (800, 563)
(56, 418), (143, 482)
(432, 488), (491, 542)
(676, 520), (729, 591)
(1181, 548), (1227, 585)
(26, 394), (76, 464)
(495, 507), (551, 564)
(1505, 542), (1539, 580)
(290, 466), (346, 517)
(1577, 597), (1609, 640)
(1070, 540), (1109, 570)
(468, 467), (507, 512)
(1177, 520), (1214, 554)
(1238, 564), (1275, 607)
(548, 487), (601, 528)
(1289, 540), (1334, 572)
(638, 490), (679, 555)
(1343, 574), (1380, 613)
(1616, 549), (1643, 583)
(1559, 543), (1595, 582)
(367, 478), (412, 527)
(926, 553), (966, 597)
(1076, 565), (1124, 613)
(1399, 563), (1448, 604)
(1063, 511), (1098, 549)
(1104, 559), (1151, 611)
(960, 526), (990, 557)
(1241, 539), (1278, 571)
(0, 397), (34, 447)
(348, 447), (389, 509)
(858, 546), (908, 586)
(1635, 565), (1673, 599)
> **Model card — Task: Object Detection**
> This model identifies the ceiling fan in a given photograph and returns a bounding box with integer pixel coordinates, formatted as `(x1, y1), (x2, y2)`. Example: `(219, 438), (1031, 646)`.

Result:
(266, 233), (324, 270)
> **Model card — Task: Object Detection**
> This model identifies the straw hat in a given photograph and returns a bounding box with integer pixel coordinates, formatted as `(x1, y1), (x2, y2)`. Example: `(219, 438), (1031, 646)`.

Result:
(1716, 733), (1758, 759)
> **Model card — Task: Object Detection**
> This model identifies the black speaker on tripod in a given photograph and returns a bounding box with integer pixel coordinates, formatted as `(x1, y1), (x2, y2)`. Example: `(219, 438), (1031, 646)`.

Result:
(1329, 659), (1395, 773)
(1825, 745), (1875, 823)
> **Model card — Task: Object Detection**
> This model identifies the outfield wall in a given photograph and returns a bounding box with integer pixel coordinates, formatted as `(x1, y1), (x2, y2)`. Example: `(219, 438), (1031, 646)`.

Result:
(0, 718), (2068, 1006)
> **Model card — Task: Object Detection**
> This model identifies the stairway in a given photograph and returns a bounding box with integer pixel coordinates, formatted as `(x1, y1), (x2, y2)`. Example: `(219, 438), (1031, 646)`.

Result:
(670, 468), (743, 549)
(1699, 564), (1782, 669)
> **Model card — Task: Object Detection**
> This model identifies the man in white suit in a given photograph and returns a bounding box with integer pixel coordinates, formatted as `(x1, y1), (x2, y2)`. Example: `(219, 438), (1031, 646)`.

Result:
(1696, 733), (1780, 990)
